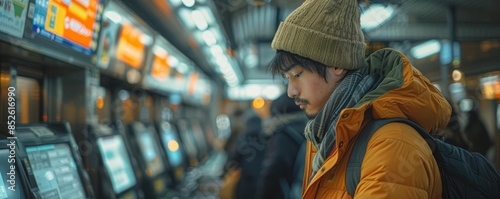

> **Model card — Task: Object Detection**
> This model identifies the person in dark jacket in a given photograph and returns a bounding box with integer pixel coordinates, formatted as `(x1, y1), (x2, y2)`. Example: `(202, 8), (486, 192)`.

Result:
(226, 110), (267, 199)
(255, 93), (308, 199)
(439, 98), (471, 150)
(459, 98), (493, 156)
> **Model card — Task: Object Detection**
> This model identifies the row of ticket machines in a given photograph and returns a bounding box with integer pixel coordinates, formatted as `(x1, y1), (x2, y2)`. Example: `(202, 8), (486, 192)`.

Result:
(1, 118), (212, 199)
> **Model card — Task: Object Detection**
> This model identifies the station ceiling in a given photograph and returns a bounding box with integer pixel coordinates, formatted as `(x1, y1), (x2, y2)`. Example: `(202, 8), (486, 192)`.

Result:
(125, 0), (500, 88)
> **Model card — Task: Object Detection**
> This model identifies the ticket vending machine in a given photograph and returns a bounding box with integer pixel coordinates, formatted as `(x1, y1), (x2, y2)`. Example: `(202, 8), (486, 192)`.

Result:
(15, 122), (94, 199)
(0, 138), (31, 199)
(156, 120), (185, 186)
(176, 119), (200, 168)
(90, 124), (144, 199)
(126, 122), (170, 198)
(190, 120), (210, 163)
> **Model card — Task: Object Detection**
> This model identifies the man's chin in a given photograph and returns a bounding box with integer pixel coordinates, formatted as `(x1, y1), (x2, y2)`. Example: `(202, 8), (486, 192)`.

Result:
(306, 112), (317, 120)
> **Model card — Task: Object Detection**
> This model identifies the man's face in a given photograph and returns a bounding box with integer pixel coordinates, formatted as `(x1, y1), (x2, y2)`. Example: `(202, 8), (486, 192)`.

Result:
(284, 65), (345, 119)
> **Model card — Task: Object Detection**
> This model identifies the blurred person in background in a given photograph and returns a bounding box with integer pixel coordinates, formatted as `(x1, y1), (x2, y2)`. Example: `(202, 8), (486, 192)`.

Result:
(459, 98), (493, 156)
(437, 98), (471, 150)
(256, 92), (308, 199)
(224, 109), (267, 199)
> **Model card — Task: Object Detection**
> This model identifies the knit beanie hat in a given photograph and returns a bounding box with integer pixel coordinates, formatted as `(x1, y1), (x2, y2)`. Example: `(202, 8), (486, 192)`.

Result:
(272, 0), (366, 70)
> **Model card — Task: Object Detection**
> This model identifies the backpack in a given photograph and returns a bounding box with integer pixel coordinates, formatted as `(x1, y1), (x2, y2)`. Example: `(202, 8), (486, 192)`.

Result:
(280, 126), (306, 199)
(346, 118), (500, 199)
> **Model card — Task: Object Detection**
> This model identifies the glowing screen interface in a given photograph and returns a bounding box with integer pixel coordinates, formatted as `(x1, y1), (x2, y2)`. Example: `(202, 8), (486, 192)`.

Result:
(0, 149), (25, 199)
(97, 135), (137, 194)
(160, 124), (183, 167)
(26, 144), (86, 199)
(32, 0), (102, 54)
(137, 127), (165, 177)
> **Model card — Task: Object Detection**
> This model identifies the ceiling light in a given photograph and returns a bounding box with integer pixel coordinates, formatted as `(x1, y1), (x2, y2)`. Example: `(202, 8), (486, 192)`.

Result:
(360, 4), (394, 31)
(244, 54), (258, 68)
(202, 30), (216, 46)
(210, 45), (224, 56)
(181, 0), (195, 7)
(178, 8), (195, 29)
(198, 7), (215, 25)
(167, 56), (179, 67)
(411, 40), (441, 59)
(177, 63), (189, 74)
(191, 10), (208, 30)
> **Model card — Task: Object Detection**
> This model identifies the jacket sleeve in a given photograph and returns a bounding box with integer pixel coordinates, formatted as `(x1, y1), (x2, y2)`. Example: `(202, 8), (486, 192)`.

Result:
(353, 124), (442, 199)
(255, 131), (300, 199)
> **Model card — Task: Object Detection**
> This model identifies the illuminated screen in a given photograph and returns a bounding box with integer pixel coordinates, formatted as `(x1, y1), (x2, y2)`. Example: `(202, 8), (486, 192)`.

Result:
(160, 124), (183, 167)
(150, 47), (171, 80)
(480, 75), (500, 99)
(32, 0), (102, 54)
(97, 135), (137, 194)
(115, 23), (147, 69)
(26, 144), (86, 199)
(136, 127), (165, 177)
(0, 149), (25, 199)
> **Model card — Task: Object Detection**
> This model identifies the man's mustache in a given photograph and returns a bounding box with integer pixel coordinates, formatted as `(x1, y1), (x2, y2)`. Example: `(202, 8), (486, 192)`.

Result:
(295, 98), (309, 104)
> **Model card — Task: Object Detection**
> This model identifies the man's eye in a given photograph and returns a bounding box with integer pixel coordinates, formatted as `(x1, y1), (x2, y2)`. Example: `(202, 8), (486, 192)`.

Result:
(294, 71), (303, 78)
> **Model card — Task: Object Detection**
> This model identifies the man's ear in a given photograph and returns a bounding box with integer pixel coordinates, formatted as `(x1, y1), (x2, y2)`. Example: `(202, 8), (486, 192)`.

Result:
(332, 67), (347, 77)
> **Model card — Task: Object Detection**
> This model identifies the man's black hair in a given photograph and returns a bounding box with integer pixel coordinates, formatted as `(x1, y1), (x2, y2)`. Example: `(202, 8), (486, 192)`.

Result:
(268, 50), (328, 82)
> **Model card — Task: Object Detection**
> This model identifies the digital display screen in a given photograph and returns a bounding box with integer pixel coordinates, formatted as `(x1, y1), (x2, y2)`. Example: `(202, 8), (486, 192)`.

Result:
(160, 123), (183, 167)
(150, 46), (172, 80)
(136, 127), (165, 177)
(0, 149), (25, 199)
(97, 135), (137, 194)
(26, 144), (86, 199)
(480, 75), (500, 100)
(32, 0), (102, 55)
(115, 23), (147, 69)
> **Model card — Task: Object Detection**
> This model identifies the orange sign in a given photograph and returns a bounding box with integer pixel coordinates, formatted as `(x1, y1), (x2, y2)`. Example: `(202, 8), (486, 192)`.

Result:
(44, 0), (99, 49)
(116, 23), (146, 69)
(494, 80), (500, 99)
(187, 72), (199, 95)
(151, 51), (171, 80)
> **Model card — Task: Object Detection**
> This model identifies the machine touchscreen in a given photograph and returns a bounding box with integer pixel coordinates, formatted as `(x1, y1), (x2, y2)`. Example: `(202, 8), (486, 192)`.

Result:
(25, 144), (86, 199)
(97, 135), (137, 194)
(160, 124), (183, 167)
(136, 127), (165, 177)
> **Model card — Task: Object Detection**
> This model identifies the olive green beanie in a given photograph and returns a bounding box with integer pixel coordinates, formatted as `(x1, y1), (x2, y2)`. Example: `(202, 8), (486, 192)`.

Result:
(271, 0), (366, 70)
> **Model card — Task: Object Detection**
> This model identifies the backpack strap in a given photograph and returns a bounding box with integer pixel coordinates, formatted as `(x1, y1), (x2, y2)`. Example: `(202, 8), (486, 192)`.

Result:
(346, 118), (434, 196)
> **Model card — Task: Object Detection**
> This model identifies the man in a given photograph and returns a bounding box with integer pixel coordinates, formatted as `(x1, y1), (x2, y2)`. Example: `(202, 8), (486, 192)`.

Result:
(269, 0), (451, 198)
(256, 93), (308, 199)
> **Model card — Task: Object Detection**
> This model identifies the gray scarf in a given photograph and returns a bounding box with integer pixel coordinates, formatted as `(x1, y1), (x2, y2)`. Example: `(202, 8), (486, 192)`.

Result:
(304, 67), (380, 181)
